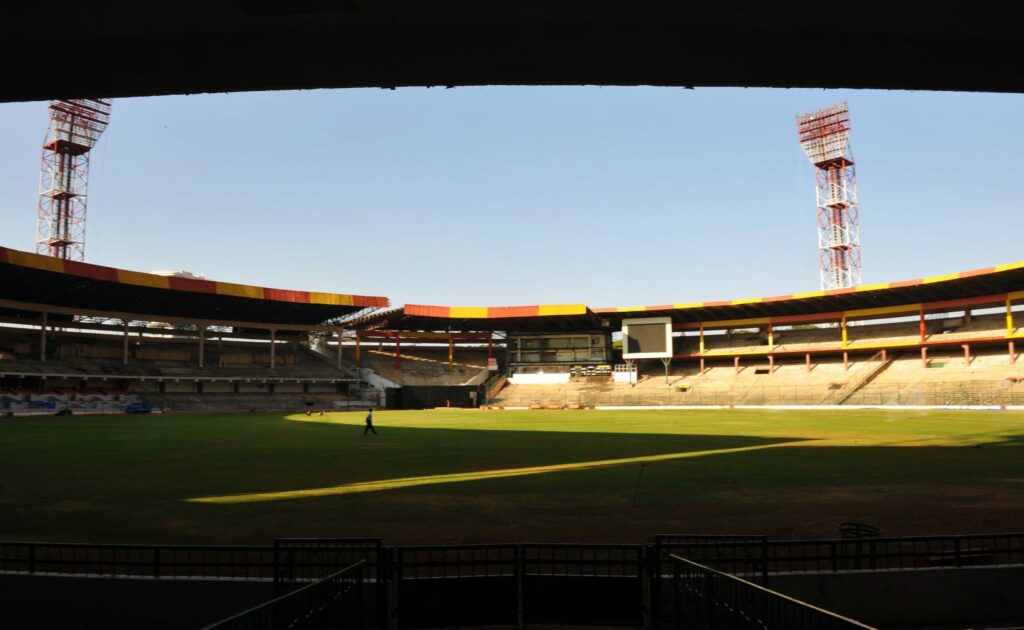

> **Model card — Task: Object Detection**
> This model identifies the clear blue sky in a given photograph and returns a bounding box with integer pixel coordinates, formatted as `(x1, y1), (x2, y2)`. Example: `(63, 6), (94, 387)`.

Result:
(1, 87), (1021, 308)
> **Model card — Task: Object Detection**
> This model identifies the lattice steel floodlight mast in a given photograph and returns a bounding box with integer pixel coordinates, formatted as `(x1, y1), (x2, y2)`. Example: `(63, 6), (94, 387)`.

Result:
(796, 102), (862, 290)
(36, 99), (112, 261)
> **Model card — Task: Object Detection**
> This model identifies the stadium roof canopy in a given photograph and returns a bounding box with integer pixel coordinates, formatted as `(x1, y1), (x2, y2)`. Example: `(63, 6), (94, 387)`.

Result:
(350, 304), (610, 333)
(598, 261), (1024, 325)
(0, 246), (388, 328)
(2, 2), (1023, 102)
(347, 262), (1024, 333)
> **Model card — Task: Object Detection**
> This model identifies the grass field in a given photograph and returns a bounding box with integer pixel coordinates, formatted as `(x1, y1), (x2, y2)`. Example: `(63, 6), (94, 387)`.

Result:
(2, 408), (1023, 545)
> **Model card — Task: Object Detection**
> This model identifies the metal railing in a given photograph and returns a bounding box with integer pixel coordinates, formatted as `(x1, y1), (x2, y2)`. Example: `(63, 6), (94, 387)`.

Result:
(763, 532), (1024, 573)
(0, 538), (386, 582)
(670, 554), (876, 629)
(4, 533), (1024, 629)
(0, 541), (275, 579)
(273, 538), (387, 627)
(395, 544), (519, 628)
(203, 560), (366, 630)
(655, 534), (769, 580)
(3, 532), (1023, 581)
(656, 532), (1024, 575)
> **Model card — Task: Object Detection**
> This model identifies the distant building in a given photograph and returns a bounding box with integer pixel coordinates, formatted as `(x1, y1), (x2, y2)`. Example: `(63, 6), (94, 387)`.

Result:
(150, 269), (207, 280)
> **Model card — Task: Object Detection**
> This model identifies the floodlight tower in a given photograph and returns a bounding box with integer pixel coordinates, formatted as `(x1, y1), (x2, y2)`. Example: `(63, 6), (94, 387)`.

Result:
(796, 102), (861, 290)
(36, 99), (112, 261)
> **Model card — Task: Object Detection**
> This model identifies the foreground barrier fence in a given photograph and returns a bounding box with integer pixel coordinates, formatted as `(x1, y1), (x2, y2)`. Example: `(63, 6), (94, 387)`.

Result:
(204, 561), (366, 630)
(670, 555), (875, 629)
(658, 532), (1024, 575)
(0, 541), (276, 579)
(3, 532), (1022, 628)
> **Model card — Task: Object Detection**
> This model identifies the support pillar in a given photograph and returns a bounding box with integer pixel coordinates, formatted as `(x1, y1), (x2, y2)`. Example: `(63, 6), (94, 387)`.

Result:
(962, 344), (971, 367)
(700, 357), (705, 374)
(881, 348), (887, 363)
(355, 336), (361, 365)
(734, 356), (740, 374)
(198, 325), (205, 369)
(767, 322), (774, 351)
(270, 329), (276, 369)
(843, 351), (849, 372)
(805, 352), (811, 372)
(40, 311), (48, 362)
(699, 323), (705, 355)
(336, 331), (343, 369)
(487, 333), (493, 362)
(661, 357), (671, 384)
(921, 346), (928, 368)
(841, 315), (848, 348)
(448, 334), (454, 369)
(1010, 341), (1017, 365)
(919, 307), (927, 342)
(768, 354), (774, 373)
(1008, 296), (1016, 337)
(123, 319), (129, 366)
(395, 333), (401, 369)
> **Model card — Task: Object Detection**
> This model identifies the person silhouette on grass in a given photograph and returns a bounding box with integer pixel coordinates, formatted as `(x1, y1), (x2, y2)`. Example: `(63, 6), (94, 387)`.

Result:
(364, 408), (377, 435)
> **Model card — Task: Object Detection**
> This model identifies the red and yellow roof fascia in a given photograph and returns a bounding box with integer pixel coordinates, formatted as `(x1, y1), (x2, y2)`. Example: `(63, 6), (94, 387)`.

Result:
(594, 260), (1024, 319)
(0, 246), (388, 308)
(405, 303), (588, 319)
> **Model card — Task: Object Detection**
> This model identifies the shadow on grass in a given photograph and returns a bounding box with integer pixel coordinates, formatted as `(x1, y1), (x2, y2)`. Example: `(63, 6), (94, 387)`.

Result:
(182, 414), (810, 503)
(4, 413), (1024, 542)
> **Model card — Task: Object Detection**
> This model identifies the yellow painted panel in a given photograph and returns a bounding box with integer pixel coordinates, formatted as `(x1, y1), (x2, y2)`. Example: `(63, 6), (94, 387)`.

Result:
(922, 272), (960, 284)
(791, 290), (825, 300)
(702, 348), (772, 357)
(309, 292), (354, 306)
(854, 282), (891, 292)
(994, 261), (1024, 272)
(730, 297), (763, 305)
(616, 306), (648, 313)
(217, 282), (264, 300)
(118, 270), (170, 289)
(845, 303), (921, 318)
(450, 306), (489, 318)
(6, 250), (64, 273)
(1010, 290), (1024, 301)
(703, 317), (770, 328)
(539, 303), (587, 316)
(842, 341), (921, 351)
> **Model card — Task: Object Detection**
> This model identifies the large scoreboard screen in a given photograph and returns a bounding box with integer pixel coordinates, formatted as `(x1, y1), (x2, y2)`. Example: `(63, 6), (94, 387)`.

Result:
(621, 317), (672, 359)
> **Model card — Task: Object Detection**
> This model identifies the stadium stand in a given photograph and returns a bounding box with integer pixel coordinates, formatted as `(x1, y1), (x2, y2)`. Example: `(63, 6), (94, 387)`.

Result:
(348, 261), (1024, 408)
(2, 243), (1023, 410)
(0, 246), (388, 414)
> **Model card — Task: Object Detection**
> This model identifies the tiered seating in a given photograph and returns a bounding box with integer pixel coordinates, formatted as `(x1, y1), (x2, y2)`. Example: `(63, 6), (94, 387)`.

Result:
(355, 347), (490, 386)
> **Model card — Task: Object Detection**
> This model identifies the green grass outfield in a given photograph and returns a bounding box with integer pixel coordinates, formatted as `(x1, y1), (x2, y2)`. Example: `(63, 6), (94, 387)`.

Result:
(2, 408), (1023, 544)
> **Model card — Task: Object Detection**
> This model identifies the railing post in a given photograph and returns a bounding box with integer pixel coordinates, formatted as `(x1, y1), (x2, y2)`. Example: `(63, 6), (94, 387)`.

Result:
(321, 577), (330, 630)
(704, 570), (716, 628)
(672, 559), (681, 630)
(761, 538), (769, 585)
(640, 545), (651, 630)
(28, 544), (36, 575)
(154, 548), (161, 579)
(954, 538), (962, 567)
(830, 542), (838, 572)
(390, 548), (400, 630)
(516, 543), (524, 630)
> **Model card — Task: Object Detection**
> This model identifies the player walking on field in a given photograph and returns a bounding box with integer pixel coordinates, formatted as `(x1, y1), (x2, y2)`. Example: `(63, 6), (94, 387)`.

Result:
(364, 408), (377, 435)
